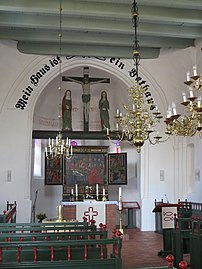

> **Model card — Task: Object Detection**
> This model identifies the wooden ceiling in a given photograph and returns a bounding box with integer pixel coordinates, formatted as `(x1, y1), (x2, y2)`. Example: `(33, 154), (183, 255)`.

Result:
(0, 0), (202, 59)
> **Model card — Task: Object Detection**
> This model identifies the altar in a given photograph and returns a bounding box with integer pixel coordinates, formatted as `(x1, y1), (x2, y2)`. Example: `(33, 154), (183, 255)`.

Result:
(62, 201), (118, 232)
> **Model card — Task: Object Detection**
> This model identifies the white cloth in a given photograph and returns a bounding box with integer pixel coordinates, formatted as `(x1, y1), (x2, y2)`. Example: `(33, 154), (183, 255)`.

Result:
(76, 202), (106, 226)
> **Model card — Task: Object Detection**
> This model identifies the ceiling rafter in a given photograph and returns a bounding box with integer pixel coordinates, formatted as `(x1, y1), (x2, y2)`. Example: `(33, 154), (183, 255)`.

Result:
(0, 0), (201, 59)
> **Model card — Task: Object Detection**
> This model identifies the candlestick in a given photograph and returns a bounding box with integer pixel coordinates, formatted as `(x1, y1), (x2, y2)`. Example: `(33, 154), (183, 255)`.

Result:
(58, 205), (62, 222)
(119, 207), (124, 234)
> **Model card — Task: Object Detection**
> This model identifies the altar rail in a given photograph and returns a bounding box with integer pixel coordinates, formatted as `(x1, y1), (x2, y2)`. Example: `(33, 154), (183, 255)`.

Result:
(0, 201), (16, 223)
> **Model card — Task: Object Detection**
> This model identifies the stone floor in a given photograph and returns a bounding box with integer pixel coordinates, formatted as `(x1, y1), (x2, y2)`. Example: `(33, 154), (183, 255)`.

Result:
(121, 228), (168, 269)
(120, 228), (191, 269)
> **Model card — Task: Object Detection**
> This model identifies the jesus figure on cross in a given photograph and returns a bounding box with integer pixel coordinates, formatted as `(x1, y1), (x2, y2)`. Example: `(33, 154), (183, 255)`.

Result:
(62, 66), (110, 132)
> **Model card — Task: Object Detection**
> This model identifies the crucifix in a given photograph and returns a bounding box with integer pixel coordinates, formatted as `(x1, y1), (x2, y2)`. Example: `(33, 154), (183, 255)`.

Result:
(62, 66), (110, 132)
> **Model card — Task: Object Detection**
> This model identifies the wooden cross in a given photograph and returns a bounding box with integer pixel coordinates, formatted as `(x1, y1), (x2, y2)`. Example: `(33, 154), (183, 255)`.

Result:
(62, 66), (110, 132)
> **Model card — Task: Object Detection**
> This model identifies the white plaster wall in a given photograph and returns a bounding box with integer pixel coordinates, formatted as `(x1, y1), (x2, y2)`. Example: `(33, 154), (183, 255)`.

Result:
(0, 38), (202, 230)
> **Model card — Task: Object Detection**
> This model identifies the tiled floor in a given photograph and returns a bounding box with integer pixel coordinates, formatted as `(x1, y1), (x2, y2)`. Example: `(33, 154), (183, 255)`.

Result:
(121, 228), (170, 269)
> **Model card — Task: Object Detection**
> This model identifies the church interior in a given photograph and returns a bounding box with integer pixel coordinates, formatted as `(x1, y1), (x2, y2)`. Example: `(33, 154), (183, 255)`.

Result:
(0, 1), (202, 268)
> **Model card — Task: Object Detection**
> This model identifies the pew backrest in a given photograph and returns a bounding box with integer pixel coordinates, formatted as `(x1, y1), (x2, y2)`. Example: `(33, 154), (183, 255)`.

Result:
(0, 202), (16, 223)
(0, 221), (96, 234)
(0, 229), (108, 242)
(0, 237), (122, 264)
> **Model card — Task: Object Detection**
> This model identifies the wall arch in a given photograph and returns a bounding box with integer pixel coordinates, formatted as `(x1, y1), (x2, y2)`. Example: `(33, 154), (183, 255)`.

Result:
(29, 56), (169, 130)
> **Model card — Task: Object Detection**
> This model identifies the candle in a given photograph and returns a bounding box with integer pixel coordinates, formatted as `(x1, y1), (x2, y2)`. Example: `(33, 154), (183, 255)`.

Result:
(103, 187), (105, 196)
(71, 188), (74, 195)
(193, 65), (197, 76)
(67, 148), (69, 157)
(116, 109), (120, 116)
(116, 123), (119, 130)
(106, 128), (109, 136)
(119, 187), (122, 210)
(186, 72), (190, 81)
(75, 184), (78, 197)
(96, 184), (99, 197)
(197, 97), (201, 108)
(189, 88), (194, 98)
(45, 147), (48, 156)
(172, 102), (177, 115)
(48, 138), (51, 146)
(71, 145), (73, 155)
(182, 92), (187, 102)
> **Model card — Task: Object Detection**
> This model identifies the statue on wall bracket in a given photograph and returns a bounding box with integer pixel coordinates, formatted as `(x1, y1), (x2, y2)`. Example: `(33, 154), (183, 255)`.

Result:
(99, 90), (110, 130)
(62, 90), (72, 131)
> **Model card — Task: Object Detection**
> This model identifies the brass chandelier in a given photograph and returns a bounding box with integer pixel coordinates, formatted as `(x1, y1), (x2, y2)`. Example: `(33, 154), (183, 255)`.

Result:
(45, 0), (72, 159)
(109, 0), (167, 153)
(165, 66), (202, 137)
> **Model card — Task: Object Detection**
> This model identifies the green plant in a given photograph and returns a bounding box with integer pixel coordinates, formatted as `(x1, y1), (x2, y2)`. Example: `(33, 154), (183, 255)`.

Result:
(36, 212), (47, 222)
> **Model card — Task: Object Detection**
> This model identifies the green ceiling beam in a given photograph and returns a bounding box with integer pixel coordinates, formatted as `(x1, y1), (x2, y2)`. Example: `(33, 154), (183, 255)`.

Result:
(0, 0), (201, 59)
(1, 28), (194, 49)
(17, 42), (160, 59)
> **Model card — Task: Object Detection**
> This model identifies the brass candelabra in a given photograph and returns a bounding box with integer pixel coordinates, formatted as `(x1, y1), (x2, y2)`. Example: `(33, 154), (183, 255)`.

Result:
(111, 82), (168, 153)
(165, 68), (202, 137)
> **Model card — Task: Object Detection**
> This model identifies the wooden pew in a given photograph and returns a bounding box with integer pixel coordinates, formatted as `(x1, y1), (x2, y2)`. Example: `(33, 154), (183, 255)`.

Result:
(0, 237), (122, 269)
(172, 203), (202, 267)
(0, 201), (16, 223)
(0, 230), (108, 243)
(172, 216), (192, 267)
(0, 221), (113, 266)
(190, 217), (202, 269)
(0, 221), (96, 234)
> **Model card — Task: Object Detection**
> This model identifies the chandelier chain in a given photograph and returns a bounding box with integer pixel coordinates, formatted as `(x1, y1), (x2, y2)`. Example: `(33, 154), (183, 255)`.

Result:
(107, 0), (168, 153)
(45, 0), (73, 159)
